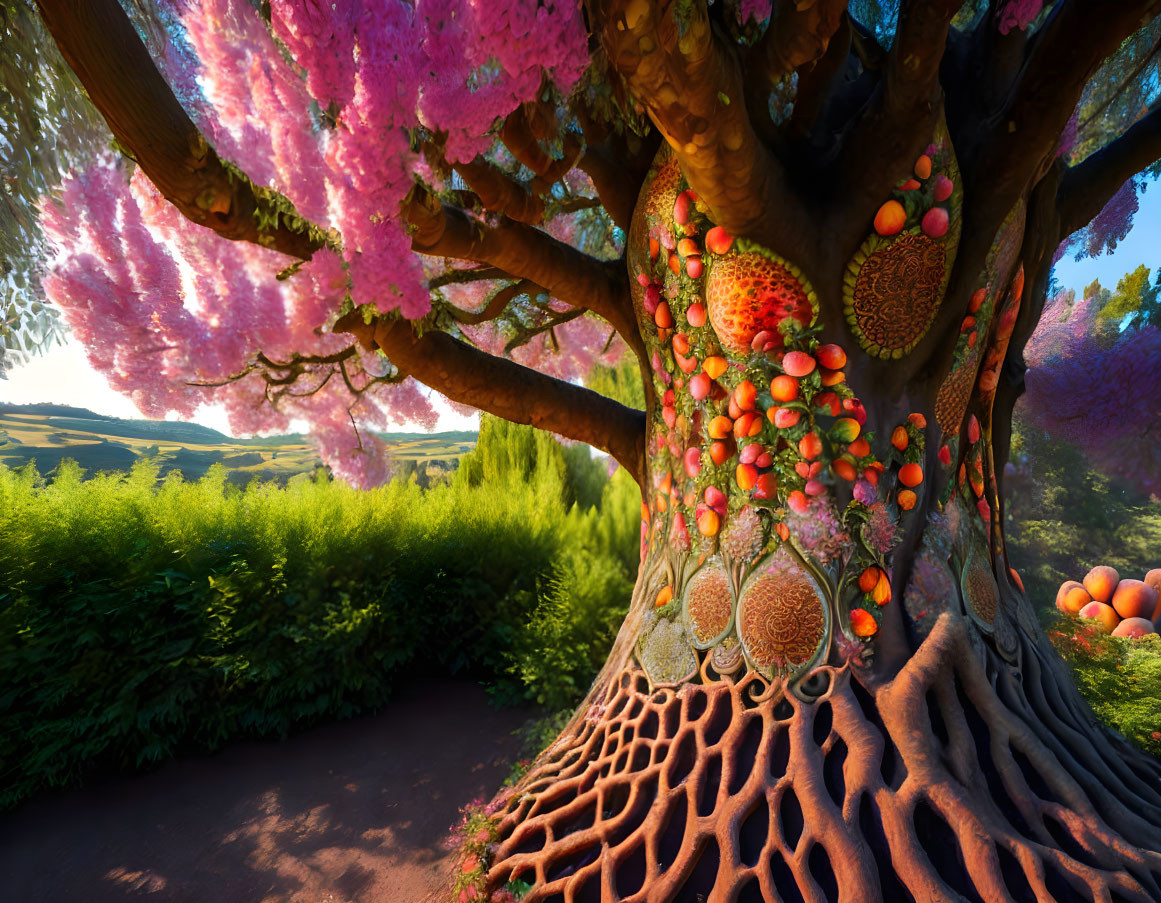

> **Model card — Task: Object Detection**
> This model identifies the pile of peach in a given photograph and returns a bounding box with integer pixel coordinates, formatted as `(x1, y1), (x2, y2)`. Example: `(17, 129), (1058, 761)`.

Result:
(1056, 566), (1161, 638)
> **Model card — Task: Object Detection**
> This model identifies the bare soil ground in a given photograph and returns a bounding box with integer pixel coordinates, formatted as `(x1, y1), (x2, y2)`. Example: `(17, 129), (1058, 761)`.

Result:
(0, 680), (534, 903)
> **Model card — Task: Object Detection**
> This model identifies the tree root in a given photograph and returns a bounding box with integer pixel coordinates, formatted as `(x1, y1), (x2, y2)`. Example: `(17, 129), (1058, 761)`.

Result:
(484, 615), (1161, 902)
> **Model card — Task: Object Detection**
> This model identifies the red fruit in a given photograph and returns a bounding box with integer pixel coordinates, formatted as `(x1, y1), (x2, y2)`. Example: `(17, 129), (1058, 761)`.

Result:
(1061, 585), (1093, 614)
(933, 174), (954, 202)
(782, 351), (815, 377)
(755, 452), (773, 468)
(685, 256), (704, 279)
(696, 506), (721, 536)
(804, 479), (825, 496)
(753, 472), (777, 500)
(799, 432), (823, 460)
(662, 405), (676, 429)
(708, 415), (734, 440)
(914, 154), (932, 179)
(705, 253), (814, 354)
(859, 566), (881, 593)
(673, 190), (694, 226)
(938, 445), (951, 465)
(850, 608), (878, 637)
(690, 372), (712, 400)
(899, 462), (924, 487)
(908, 413), (927, 429)
(968, 414), (981, 444)
(740, 443), (761, 465)
(734, 379), (757, 411)
(710, 441), (733, 466)
(874, 200), (906, 236)
(705, 485), (727, 513)
(686, 302), (707, 328)
(705, 226), (733, 255)
(833, 457), (857, 481)
(662, 388), (675, 406)
(969, 287), (986, 313)
(684, 446), (702, 478)
(1083, 566), (1120, 604)
(703, 356), (728, 379)
(643, 283), (660, 314)
(1112, 617), (1157, 639)
(1078, 600), (1120, 633)
(848, 437), (871, 458)
(788, 490), (809, 514)
(733, 412), (763, 439)
(675, 349), (698, 374)
(737, 462), (758, 491)
(672, 332), (690, 355)
(899, 179), (921, 191)
(921, 207), (950, 238)
(815, 392), (842, 416)
(816, 344), (847, 369)
(655, 302), (674, 329)
(771, 407), (800, 429)
(1111, 579), (1159, 620)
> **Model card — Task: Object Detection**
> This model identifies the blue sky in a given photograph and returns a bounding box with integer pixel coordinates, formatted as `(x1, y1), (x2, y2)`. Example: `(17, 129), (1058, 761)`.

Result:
(4, 188), (1160, 435)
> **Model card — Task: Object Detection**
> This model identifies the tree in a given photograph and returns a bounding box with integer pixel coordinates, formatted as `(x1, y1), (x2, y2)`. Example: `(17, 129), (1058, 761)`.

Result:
(26, 0), (1161, 899)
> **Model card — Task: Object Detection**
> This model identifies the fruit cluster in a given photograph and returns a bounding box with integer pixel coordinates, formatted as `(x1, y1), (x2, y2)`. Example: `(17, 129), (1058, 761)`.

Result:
(1056, 566), (1161, 638)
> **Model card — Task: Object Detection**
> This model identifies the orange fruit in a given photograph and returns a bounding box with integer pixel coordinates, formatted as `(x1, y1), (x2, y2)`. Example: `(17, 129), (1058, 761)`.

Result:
(874, 200), (906, 236)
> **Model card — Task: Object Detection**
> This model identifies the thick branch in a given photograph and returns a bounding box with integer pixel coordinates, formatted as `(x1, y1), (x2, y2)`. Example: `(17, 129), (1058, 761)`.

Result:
(35, 0), (318, 261)
(972, 0), (1161, 217)
(1057, 101), (1161, 238)
(453, 158), (546, 225)
(751, 0), (848, 85)
(403, 190), (643, 358)
(835, 0), (960, 232)
(587, 0), (810, 258)
(784, 12), (852, 143)
(334, 312), (647, 484)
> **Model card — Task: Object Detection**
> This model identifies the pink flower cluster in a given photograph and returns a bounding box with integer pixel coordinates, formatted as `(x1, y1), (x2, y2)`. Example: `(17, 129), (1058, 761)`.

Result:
(40, 162), (437, 488)
(996, 0), (1042, 35)
(174, 0), (589, 318)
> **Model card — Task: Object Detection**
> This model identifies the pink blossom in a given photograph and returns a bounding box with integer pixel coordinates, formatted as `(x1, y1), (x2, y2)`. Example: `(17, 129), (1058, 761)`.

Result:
(996, 0), (1042, 35)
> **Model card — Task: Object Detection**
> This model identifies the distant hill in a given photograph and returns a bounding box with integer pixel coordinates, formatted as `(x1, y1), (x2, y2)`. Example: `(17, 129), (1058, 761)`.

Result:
(0, 403), (476, 485)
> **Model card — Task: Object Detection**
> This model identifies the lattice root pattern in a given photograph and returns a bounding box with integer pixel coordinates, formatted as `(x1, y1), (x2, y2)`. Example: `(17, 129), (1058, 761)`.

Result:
(483, 615), (1161, 902)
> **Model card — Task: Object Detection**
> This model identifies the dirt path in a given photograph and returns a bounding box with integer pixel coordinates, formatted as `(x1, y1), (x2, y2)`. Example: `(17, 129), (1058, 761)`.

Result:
(0, 680), (536, 903)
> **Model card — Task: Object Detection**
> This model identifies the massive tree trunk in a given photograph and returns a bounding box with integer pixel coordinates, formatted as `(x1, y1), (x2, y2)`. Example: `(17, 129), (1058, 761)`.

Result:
(473, 3), (1161, 894)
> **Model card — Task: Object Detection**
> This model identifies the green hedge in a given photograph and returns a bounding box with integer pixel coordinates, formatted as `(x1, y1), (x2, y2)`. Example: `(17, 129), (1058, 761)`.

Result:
(0, 417), (638, 808)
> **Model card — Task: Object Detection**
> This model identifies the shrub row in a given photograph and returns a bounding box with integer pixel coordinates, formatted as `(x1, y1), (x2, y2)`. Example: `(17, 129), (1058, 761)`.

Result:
(0, 416), (638, 808)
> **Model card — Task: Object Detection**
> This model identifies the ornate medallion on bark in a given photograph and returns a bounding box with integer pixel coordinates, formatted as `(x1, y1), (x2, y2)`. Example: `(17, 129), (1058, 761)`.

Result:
(962, 542), (999, 627)
(637, 609), (698, 685)
(683, 560), (735, 648)
(936, 347), (980, 438)
(736, 547), (829, 676)
(704, 245), (816, 355)
(843, 122), (962, 358)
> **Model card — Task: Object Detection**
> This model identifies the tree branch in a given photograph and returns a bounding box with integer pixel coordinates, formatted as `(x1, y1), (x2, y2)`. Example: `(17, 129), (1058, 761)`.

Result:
(751, 0), (849, 86)
(444, 279), (543, 326)
(835, 0), (960, 233)
(35, 0), (319, 261)
(334, 311), (647, 484)
(453, 158), (547, 225)
(586, 0), (810, 258)
(971, 0), (1161, 220)
(1057, 101), (1161, 238)
(403, 190), (643, 358)
(784, 11), (852, 144)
